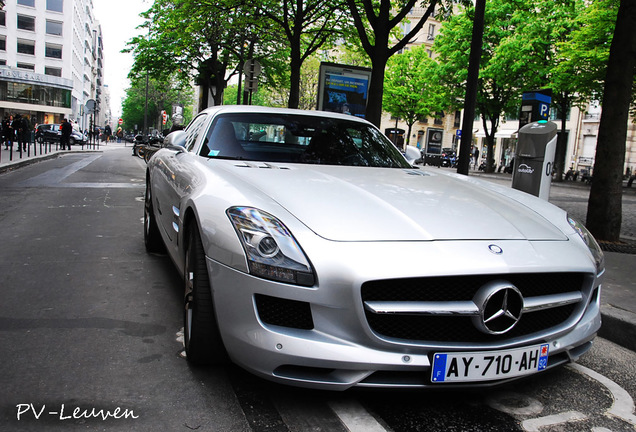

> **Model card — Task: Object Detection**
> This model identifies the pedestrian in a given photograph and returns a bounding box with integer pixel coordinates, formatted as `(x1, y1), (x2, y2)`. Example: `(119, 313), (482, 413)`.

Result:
(2, 114), (13, 149)
(6, 115), (16, 150)
(104, 124), (112, 143)
(474, 147), (480, 170)
(60, 117), (72, 150)
(116, 127), (123, 143)
(18, 114), (30, 151)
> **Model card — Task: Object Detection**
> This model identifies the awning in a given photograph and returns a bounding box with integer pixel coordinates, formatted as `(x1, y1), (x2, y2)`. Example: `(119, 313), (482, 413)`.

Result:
(474, 129), (517, 138)
(496, 129), (518, 138)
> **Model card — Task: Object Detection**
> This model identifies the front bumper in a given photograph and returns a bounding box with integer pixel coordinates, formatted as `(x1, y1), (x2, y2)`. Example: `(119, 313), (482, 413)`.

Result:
(206, 240), (602, 390)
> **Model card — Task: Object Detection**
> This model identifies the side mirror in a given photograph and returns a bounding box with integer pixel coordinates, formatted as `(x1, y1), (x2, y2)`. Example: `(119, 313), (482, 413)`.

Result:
(404, 145), (421, 165)
(164, 130), (186, 149)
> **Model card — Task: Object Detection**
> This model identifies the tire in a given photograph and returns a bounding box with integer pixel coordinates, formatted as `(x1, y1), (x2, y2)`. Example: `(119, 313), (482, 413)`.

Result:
(183, 224), (227, 365)
(135, 145), (146, 158)
(143, 180), (165, 253)
(144, 148), (154, 164)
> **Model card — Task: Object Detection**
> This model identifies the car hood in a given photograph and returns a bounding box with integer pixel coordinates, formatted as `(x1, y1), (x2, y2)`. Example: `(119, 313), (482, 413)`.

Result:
(214, 161), (567, 242)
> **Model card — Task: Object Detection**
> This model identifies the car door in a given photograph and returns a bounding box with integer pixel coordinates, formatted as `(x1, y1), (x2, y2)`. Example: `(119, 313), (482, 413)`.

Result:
(153, 113), (210, 253)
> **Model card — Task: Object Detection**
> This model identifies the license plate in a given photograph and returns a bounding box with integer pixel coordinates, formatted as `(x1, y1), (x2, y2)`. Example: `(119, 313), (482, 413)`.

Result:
(431, 344), (549, 383)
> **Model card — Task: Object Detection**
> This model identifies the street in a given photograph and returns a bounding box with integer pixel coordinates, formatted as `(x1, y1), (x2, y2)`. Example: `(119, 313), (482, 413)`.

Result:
(0, 146), (634, 431)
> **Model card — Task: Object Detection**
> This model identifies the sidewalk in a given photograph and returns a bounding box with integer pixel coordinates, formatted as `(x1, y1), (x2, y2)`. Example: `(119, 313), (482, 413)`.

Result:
(2, 148), (635, 352)
(0, 140), (126, 174)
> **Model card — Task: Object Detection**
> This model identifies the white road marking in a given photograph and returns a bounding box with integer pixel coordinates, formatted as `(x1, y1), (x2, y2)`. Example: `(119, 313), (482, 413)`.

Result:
(487, 392), (544, 416)
(522, 411), (587, 431)
(569, 363), (636, 426)
(328, 399), (388, 432)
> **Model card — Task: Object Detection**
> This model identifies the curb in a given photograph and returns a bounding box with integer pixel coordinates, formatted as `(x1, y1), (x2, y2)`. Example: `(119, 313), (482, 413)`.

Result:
(0, 149), (102, 174)
(599, 305), (636, 352)
(0, 152), (62, 174)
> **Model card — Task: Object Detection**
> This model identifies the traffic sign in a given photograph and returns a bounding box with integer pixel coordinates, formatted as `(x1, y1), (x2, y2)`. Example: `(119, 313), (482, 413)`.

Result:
(118, 118), (123, 125)
(243, 59), (262, 77)
(85, 99), (96, 113)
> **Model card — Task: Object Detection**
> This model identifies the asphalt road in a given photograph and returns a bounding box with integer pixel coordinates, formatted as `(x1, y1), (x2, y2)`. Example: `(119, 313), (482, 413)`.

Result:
(0, 147), (634, 432)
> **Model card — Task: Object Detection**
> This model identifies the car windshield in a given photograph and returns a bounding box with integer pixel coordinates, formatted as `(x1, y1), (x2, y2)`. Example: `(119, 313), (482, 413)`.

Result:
(198, 113), (412, 168)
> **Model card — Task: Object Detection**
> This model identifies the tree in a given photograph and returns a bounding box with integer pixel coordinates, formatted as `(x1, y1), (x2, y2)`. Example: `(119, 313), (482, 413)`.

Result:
(344, 0), (440, 127)
(259, 0), (348, 109)
(434, 0), (522, 172)
(497, 0), (588, 181)
(121, 74), (193, 132)
(383, 46), (442, 148)
(126, 0), (260, 109)
(586, 0), (636, 242)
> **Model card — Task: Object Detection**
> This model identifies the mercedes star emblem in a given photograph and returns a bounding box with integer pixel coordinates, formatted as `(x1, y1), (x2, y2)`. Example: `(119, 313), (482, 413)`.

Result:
(472, 281), (524, 335)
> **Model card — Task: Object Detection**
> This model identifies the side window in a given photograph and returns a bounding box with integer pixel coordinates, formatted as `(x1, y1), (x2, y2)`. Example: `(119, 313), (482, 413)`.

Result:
(184, 114), (208, 152)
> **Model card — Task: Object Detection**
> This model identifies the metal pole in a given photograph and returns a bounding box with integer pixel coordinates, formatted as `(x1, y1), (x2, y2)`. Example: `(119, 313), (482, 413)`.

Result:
(144, 72), (149, 136)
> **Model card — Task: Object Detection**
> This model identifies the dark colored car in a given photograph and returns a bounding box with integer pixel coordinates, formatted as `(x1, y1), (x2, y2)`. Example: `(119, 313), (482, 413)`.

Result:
(35, 124), (87, 146)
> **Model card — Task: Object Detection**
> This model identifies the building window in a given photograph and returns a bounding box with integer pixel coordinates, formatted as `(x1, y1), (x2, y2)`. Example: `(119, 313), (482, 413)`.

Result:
(46, 0), (64, 13)
(0, 60), (6, 66)
(0, 11), (5, 27)
(427, 24), (435, 41)
(0, 36), (5, 51)
(16, 63), (35, 70)
(0, 81), (71, 108)
(454, 110), (461, 128)
(18, 0), (36, 6)
(45, 44), (62, 59)
(17, 15), (36, 31)
(45, 67), (62, 77)
(46, 20), (63, 36)
(17, 39), (35, 55)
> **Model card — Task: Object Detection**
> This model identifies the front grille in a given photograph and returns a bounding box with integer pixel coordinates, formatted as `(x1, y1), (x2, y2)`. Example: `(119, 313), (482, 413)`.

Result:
(255, 294), (314, 330)
(361, 273), (586, 343)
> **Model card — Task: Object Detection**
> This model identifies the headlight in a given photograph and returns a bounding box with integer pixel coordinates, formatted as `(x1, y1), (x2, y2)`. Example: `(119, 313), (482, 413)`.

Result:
(568, 216), (604, 272)
(227, 207), (315, 286)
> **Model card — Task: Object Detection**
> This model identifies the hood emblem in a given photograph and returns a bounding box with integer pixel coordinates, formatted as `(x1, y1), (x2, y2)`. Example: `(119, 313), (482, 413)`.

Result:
(472, 281), (523, 335)
(488, 244), (503, 254)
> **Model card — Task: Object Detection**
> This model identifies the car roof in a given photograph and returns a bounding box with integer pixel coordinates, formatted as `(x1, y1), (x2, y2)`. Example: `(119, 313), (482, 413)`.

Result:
(198, 105), (373, 126)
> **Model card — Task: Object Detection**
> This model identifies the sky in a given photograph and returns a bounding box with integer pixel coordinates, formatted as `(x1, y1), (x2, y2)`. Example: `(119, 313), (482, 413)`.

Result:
(93, 0), (150, 118)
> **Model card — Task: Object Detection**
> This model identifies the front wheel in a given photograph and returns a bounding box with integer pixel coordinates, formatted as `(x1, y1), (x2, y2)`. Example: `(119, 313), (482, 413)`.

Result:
(143, 181), (165, 253)
(183, 224), (227, 365)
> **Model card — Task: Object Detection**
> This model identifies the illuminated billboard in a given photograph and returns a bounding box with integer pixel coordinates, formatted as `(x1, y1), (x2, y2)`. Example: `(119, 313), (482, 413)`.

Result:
(317, 62), (372, 118)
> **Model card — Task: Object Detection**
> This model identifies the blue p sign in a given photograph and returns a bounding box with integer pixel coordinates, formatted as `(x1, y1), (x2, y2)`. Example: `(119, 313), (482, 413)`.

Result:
(539, 103), (549, 119)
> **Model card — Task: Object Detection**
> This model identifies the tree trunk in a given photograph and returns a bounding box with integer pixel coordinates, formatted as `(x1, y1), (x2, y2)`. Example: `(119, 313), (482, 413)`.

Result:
(365, 54), (388, 127)
(586, 0), (636, 242)
(457, 0), (486, 175)
(553, 97), (570, 182)
(288, 50), (302, 109)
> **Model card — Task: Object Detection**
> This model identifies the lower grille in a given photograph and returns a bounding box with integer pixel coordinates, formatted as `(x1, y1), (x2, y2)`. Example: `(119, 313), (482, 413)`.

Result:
(255, 294), (314, 330)
(361, 273), (587, 343)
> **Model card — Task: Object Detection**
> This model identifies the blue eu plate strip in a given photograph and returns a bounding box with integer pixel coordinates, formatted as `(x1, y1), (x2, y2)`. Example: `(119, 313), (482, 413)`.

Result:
(432, 354), (447, 382)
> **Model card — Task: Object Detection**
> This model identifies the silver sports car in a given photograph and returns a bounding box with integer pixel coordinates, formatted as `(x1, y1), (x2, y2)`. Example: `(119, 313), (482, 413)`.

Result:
(144, 106), (604, 390)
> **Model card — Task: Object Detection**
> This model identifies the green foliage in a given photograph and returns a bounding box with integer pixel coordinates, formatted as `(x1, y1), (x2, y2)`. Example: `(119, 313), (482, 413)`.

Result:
(383, 46), (443, 145)
(555, 0), (621, 104)
(121, 74), (193, 132)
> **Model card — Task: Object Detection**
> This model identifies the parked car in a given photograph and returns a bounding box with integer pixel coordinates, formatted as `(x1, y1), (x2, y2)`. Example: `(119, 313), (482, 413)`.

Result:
(35, 123), (87, 146)
(145, 106), (604, 390)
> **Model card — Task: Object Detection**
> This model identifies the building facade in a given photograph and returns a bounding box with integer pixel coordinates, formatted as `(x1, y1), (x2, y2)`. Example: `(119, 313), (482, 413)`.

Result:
(0, 0), (108, 133)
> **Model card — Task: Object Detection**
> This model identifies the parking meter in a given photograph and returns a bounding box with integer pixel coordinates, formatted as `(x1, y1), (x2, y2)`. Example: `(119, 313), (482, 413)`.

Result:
(511, 121), (557, 200)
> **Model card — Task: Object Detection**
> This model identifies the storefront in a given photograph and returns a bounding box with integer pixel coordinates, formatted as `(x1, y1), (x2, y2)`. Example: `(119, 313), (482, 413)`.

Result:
(0, 67), (72, 128)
